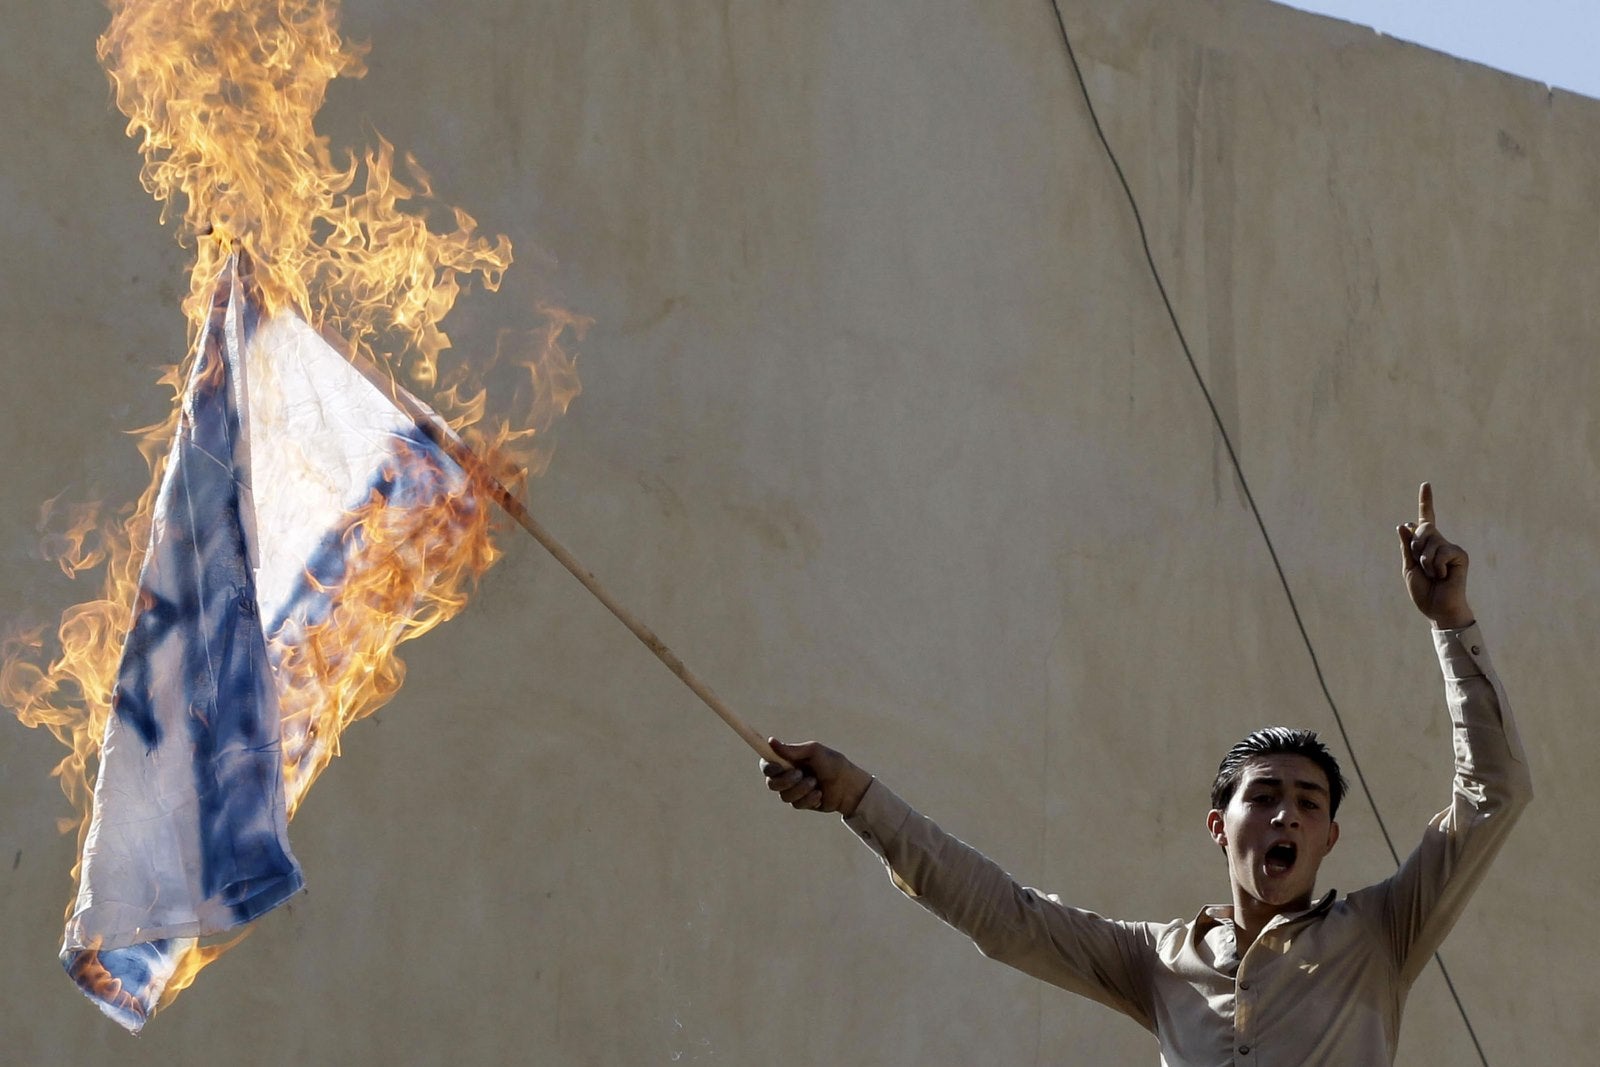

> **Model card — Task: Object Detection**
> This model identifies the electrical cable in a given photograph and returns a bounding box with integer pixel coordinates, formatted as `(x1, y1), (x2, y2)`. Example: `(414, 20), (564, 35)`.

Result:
(1043, 3), (1490, 1063)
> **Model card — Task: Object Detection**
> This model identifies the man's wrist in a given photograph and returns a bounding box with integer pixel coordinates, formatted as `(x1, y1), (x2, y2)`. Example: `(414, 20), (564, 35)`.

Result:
(838, 767), (874, 818)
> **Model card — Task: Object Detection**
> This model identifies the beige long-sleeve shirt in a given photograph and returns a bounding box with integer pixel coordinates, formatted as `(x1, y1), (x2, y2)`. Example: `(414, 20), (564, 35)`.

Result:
(844, 624), (1531, 1066)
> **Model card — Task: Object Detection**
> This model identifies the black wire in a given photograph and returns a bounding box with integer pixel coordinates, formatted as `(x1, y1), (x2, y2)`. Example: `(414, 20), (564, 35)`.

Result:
(1043, 3), (1490, 1064)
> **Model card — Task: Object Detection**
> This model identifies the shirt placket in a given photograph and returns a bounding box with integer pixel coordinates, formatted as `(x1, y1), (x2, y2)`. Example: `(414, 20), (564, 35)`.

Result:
(1233, 948), (1258, 1060)
(1231, 908), (1319, 1063)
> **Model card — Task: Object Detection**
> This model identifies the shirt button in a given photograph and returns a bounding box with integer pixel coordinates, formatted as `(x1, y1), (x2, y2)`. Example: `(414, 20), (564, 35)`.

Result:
(1471, 645), (1481, 655)
(1239, 1045), (1250, 1055)
(1239, 981), (1250, 990)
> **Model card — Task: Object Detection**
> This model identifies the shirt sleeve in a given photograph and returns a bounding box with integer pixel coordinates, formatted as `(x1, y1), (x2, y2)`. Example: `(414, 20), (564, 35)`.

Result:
(844, 780), (1161, 1031)
(1357, 622), (1533, 984)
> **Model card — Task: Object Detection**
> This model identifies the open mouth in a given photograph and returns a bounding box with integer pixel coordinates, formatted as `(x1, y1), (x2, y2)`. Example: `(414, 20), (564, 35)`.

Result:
(1264, 842), (1297, 875)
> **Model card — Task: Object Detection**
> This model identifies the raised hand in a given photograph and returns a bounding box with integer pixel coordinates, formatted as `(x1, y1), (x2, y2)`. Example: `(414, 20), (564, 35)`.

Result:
(1396, 482), (1475, 630)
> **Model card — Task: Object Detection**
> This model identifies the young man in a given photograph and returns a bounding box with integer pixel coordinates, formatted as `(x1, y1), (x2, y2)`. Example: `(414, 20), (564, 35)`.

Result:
(763, 485), (1530, 1065)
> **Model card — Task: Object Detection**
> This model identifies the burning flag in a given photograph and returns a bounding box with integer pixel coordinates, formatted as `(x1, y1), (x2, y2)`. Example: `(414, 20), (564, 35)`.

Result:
(0, 0), (583, 1030)
(11, 0), (771, 1035)
(64, 253), (487, 1031)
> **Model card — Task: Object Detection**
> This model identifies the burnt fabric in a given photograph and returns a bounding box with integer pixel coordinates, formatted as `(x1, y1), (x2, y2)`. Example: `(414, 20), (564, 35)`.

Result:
(62, 256), (473, 1031)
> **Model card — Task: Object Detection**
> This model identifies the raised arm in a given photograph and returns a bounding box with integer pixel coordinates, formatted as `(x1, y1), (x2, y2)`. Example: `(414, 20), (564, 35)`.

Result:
(1364, 483), (1532, 980)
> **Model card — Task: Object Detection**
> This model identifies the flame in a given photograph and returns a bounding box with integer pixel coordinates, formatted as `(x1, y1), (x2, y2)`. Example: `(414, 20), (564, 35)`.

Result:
(37, 495), (109, 579)
(3, 0), (584, 1019)
(275, 439), (505, 814)
(155, 931), (253, 1014)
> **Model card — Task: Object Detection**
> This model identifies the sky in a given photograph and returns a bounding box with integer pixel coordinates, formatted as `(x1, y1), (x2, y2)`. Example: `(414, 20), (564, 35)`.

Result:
(1274, 0), (1600, 100)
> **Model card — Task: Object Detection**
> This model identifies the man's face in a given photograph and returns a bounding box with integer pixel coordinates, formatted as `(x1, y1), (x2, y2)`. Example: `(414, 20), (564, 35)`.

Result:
(1207, 754), (1340, 914)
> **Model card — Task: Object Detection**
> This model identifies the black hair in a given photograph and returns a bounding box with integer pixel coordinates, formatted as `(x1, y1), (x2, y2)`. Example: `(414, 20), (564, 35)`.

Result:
(1210, 727), (1348, 819)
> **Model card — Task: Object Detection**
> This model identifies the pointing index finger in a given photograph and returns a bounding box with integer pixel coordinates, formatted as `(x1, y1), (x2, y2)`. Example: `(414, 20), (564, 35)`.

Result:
(1418, 481), (1435, 526)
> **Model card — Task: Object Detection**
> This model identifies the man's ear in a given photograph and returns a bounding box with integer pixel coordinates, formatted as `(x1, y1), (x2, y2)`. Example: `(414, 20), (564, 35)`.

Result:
(1206, 809), (1227, 849)
(1325, 820), (1340, 852)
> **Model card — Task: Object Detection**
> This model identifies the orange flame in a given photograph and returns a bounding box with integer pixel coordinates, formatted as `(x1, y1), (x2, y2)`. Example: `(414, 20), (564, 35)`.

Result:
(37, 495), (109, 579)
(275, 439), (505, 814)
(155, 930), (253, 1014)
(3, 0), (583, 1019)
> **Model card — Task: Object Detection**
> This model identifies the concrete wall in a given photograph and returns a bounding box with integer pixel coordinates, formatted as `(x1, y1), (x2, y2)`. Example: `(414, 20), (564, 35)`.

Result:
(2, 1), (1592, 1062)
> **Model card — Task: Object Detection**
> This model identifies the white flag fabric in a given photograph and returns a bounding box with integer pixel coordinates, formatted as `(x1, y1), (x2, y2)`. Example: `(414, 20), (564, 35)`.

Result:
(63, 255), (474, 1031)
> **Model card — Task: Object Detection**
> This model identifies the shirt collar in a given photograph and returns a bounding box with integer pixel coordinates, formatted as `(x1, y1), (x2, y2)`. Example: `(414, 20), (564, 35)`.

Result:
(1195, 889), (1338, 932)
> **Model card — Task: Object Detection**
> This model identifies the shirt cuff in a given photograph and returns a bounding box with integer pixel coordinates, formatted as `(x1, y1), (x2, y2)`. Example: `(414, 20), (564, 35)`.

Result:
(1433, 621), (1491, 681)
(844, 778), (913, 852)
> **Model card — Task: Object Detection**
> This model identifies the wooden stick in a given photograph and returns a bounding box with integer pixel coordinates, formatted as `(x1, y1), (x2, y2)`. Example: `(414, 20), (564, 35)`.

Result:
(343, 341), (789, 768)
(481, 473), (788, 767)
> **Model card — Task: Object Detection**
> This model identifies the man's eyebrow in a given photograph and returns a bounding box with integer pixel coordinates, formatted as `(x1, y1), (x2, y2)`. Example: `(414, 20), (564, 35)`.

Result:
(1242, 775), (1329, 796)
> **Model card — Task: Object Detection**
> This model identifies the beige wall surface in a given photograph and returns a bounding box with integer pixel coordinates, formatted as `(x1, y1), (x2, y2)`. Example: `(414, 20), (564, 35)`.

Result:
(2, 1), (1592, 1063)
